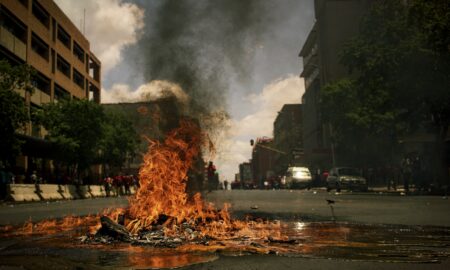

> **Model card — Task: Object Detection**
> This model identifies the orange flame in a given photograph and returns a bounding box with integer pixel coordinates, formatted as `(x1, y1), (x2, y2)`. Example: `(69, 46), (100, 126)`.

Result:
(1, 120), (282, 244)
(127, 120), (230, 235)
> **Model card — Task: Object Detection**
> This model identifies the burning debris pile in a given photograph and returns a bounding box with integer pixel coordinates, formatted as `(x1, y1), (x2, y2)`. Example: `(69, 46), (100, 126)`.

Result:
(80, 120), (285, 250)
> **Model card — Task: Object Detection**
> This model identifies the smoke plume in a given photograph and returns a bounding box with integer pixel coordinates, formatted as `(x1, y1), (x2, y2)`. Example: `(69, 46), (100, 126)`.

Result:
(129, 0), (272, 118)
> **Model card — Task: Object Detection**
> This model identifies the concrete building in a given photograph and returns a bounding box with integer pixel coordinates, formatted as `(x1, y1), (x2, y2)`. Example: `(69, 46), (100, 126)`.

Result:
(251, 137), (276, 188)
(299, 0), (372, 169)
(0, 0), (101, 179)
(273, 104), (303, 175)
(238, 161), (253, 188)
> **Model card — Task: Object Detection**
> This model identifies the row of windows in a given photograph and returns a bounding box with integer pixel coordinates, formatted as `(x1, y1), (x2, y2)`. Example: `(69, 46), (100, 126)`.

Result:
(9, 1), (89, 66)
(27, 43), (86, 90)
(1, 4), (100, 83)
(32, 73), (100, 103)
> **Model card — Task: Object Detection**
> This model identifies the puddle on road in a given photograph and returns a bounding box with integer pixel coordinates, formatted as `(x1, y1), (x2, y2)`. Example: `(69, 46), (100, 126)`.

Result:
(1, 221), (450, 269)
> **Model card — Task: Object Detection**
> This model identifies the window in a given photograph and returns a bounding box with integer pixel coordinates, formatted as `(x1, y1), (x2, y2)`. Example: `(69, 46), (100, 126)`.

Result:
(32, 0), (49, 28)
(72, 68), (84, 89)
(31, 32), (49, 60)
(89, 82), (100, 103)
(54, 83), (70, 101)
(0, 8), (27, 42)
(73, 41), (85, 63)
(57, 25), (71, 49)
(56, 54), (70, 78)
(31, 72), (50, 95)
(88, 57), (100, 82)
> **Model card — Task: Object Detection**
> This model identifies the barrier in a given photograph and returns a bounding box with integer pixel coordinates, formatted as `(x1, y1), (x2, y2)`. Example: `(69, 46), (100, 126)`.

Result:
(38, 184), (64, 200)
(77, 185), (92, 199)
(8, 184), (41, 201)
(59, 185), (81, 200)
(7, 184), (134, 202)
(88, 185), (106, 197)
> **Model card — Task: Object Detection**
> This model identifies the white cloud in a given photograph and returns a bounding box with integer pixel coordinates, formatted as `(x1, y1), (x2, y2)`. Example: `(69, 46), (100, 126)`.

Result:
(101, 80), (189, 104)
(215, 75), (305, 182)
(54, 0), (144, 75)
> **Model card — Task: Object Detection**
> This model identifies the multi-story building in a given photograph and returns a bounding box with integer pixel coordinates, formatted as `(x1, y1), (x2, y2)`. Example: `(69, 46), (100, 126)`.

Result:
(0, 0), (101, 178)
(299, 0), (372, 169)
(238, 161), (253, 188)
(251, 137), (276, 188)
(273, 104), (303, 174)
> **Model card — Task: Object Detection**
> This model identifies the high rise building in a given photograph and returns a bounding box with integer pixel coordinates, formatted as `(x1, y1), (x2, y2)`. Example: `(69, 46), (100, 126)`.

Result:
(273, 104), (303, 174)
(299, 0), (372, 169)
(251, 137), (276, 188)
(0, 0), (101, 179)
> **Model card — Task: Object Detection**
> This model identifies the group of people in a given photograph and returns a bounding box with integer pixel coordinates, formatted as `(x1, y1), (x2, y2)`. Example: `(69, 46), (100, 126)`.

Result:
(102, 175), (139, 197)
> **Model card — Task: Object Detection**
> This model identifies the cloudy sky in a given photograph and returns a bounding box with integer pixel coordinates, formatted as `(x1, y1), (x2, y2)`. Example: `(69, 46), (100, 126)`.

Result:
(55, 0), (315, 181)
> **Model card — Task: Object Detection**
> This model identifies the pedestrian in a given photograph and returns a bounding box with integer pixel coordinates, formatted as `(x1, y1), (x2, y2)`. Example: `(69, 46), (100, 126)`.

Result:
(401, 157), (412, 193)
(104, 176), (111, 197)
(224, 180), (229, 190)
(31, 171), (38, 184)
(124, 175), (131, 195)
(207, 161), (216, 192)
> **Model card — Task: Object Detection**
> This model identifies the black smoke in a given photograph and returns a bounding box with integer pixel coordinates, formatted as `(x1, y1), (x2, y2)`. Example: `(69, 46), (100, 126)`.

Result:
(128, 0), (273, 117)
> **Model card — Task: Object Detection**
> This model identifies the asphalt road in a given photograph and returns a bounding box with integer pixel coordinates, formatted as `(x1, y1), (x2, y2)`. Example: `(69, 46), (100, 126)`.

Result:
(3, 189), (448, 226)
(206, 189), (450, 226)
(1, 190), (450, 269)
(0, 196), (128, 225)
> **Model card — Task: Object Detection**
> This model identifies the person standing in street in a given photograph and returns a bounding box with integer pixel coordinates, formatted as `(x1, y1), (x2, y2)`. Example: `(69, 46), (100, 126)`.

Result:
(207, 161), (216, 192)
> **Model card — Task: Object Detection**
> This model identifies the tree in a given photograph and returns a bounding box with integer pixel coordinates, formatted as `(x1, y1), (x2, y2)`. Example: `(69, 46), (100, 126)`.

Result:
(0, 60), (34, 165)
(39, 99), (105, 178)
(320, 0), (450, 181)
(100, 111), (140, 175)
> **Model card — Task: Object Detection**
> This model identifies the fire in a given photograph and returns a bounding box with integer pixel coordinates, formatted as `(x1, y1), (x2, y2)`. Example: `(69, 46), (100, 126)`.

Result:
(1, 120), (283, 247)
(125, 120), (273, 239)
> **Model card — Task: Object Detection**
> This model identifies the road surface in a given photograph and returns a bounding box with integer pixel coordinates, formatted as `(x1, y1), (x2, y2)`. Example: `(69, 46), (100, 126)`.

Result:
(0, 190), (449, 269)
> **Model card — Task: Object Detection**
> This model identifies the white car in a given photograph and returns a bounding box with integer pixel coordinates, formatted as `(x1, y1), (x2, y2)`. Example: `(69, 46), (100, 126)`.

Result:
(326, 167), (368, 192)
(284, 167), (312, 189)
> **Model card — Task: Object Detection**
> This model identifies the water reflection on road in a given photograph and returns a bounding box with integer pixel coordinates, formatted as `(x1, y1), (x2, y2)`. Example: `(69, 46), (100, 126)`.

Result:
(1, 221), (450, 269)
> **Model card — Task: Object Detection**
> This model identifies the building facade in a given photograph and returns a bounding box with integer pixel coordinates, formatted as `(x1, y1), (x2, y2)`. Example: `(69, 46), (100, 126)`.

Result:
(273, 104), (304, 174)
(299, 0), (373, 169)
(0, 0), (101, 179)
(238, 161), (253, 188)
(251, 137), (276, 188)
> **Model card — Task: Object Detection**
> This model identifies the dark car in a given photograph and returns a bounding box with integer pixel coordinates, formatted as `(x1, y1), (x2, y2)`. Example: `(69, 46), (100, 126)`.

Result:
(326, 167), (368, 192)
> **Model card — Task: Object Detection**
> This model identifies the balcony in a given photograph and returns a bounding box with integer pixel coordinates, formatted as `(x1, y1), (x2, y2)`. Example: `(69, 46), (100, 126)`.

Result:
(30, 88), (51, 106)
(0, 26), (26, 60)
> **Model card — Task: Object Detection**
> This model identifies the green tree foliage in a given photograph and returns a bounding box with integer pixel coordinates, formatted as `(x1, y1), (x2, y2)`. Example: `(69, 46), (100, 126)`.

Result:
(39, 99), (140, 177)
(0, 60), (33, 164)
(100, 111), (140, 173)
(39, 99), (105, 175)
(320, 0), (450, 168)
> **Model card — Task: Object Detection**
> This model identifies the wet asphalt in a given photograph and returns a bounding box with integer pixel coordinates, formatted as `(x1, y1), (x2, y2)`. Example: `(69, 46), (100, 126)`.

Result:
(1, 189), (450, 269)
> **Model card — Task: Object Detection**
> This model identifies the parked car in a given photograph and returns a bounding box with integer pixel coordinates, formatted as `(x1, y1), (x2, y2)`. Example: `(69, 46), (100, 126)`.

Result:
(284, 167), (312, 189)
(326, 167), (368, 192)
